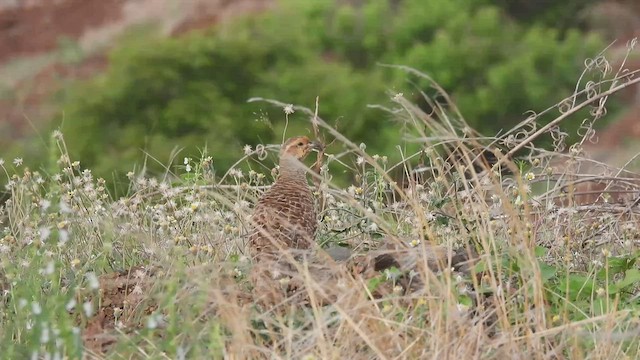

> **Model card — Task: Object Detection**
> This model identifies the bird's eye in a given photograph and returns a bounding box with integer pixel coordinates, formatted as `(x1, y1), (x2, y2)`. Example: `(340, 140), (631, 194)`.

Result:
(297, 141), (305, 146)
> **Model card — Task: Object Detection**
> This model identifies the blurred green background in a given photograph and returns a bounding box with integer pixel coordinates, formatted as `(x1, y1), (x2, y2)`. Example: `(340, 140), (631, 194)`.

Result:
(2, 0), (639, 194)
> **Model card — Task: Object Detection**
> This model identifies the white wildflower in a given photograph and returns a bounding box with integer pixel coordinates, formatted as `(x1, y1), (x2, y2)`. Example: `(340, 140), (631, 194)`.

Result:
(146, 314), (159, 329)
(32, 301), (42, 315)
(40, 324), (50, 344)
(59, 201), (71, 213)
(229, 169), (244, 178)
(58, 230), (69, 245)
(83, 301), (93, 317)
(85, 272), (99, 290)
(44, 261), (55, 275)
(39, 227), (51, 242)
(243, 144), (253, 155)
(65, 299), (76, 311)
(283, 104), (295, 115)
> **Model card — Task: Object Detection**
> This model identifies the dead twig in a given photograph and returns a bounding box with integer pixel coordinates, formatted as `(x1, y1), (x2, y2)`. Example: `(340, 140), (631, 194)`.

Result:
(312, 96), (327, 214)
(504, 75), (640, 161)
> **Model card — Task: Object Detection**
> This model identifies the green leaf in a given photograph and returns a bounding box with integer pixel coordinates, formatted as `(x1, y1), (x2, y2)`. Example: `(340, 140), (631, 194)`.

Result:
(559, 274), (595, 301)
(611, 268), (640, 294)
(474, 259), (490, 273)
(458, 294), (474, 307)
(534, 246), (548, 257)
(597, 255), (638, 279)
(538, 261), (557, 283)
(367, 276), (384, 293)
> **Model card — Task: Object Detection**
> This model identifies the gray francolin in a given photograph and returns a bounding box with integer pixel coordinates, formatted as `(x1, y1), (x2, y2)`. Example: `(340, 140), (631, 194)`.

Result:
(249, 136), (322, 262)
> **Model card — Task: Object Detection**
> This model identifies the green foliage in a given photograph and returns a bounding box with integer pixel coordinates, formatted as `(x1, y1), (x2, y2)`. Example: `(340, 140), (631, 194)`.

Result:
(534, 250), (639, 318)
(1, 251), (84, 358)
(387, 6), (604, 136)
(54, 0), (606, 192)
(489, 0), (599, 29)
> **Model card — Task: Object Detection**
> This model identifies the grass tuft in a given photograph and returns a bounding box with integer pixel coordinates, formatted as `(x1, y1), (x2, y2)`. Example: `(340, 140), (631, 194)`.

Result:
(1, 54), (640, 359)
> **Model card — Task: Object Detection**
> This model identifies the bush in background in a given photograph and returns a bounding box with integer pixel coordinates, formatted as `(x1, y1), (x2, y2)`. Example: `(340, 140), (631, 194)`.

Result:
(54, 0), (607, 193)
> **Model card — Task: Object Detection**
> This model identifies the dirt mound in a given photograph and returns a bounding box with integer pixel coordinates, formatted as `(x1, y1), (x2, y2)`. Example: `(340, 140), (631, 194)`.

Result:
(83, 266), (157, 354)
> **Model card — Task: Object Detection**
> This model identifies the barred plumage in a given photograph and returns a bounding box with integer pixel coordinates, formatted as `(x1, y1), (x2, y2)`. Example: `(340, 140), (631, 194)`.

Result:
(249, 136), (321, 261)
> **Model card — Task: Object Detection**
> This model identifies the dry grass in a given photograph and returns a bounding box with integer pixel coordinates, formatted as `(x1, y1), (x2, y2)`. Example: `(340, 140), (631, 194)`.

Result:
(1, 49), (640, 359)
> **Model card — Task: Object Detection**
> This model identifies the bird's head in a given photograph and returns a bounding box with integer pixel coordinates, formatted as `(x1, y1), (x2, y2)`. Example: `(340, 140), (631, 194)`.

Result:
(279, 136), (323, 161)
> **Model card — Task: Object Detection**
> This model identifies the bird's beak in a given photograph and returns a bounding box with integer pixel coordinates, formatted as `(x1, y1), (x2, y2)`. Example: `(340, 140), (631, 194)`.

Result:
(309, 140), (324, 151)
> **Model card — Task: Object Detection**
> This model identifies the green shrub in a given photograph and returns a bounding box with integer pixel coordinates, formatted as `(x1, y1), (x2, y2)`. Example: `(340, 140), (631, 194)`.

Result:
(52, 0), (607, 193)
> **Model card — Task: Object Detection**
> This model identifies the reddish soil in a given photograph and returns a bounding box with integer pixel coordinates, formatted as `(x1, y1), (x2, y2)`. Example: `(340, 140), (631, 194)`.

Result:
(83, 266), (157, 354)
(0, 1), (125, 63)
(171, 0), (272, 36)
(596, 104), (640, 148)
(0, 0), (272, 140)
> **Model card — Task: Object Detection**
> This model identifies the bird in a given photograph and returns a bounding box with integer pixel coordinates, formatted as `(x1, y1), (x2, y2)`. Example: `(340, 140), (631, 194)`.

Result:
(246, 137), (479, 307)
(247, 136), (325, 307)
(248, 135), (323, 261)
